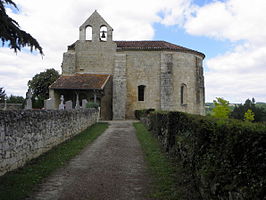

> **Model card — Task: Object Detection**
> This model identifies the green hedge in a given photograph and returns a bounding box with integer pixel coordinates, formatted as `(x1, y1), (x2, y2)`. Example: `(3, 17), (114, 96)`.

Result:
(134, 108), (155, 120)
(138, 110), (266, 200)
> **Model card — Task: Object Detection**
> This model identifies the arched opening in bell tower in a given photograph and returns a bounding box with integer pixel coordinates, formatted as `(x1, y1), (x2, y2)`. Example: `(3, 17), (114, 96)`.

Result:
(85, 26), (92, 40)
(100, 26), (107, 41)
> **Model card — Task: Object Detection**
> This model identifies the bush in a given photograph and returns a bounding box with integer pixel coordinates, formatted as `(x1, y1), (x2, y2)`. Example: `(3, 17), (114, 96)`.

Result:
(138, 110), (266, 200)
(86, 102), (99, 109)
(134, 108), (155, 119)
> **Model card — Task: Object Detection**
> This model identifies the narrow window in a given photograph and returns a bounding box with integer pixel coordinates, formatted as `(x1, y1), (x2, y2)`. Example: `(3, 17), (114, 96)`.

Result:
(181, 84), (187, 105)
(85, 26), (92, 40)
(138, 85), (145, 101)
(100, 26), (107, 41)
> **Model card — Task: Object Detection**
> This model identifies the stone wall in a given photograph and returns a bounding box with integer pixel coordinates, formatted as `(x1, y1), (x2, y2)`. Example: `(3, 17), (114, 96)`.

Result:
(0, 109), (98, 176)
(113, 53), (127, 119)
(125, 51), (161, 118)
(124, 50), (205, 118)
(0, 103), (23, 110)
(160, 53), (174, 111)
(75, 41), (116, 74)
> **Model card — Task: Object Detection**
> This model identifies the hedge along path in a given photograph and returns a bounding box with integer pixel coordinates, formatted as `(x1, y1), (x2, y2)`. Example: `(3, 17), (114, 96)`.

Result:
(133, 122), (202, 200)
(0, 122), (108, 200)
(26, 121), (151, 200)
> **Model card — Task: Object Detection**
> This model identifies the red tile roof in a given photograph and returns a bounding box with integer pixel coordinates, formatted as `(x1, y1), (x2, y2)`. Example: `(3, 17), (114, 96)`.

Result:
(49, 74), (110, 90)
(68, 40), (205, 58)
(115, 41), (205, 58)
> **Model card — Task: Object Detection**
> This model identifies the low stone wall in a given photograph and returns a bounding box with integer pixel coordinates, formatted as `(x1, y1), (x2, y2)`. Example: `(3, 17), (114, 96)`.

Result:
(0, 109), (98, 176)
(0, 103), (23, 110)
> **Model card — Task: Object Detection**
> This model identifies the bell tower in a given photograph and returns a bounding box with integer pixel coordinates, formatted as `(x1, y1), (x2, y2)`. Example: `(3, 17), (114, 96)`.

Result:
(79, 10), (113, 42)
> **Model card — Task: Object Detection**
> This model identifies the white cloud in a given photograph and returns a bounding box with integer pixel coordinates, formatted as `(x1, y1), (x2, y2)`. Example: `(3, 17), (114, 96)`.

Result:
(1, 0), (266, 103)
(1, 0), (192, 97)
(181, 0), (266, 102)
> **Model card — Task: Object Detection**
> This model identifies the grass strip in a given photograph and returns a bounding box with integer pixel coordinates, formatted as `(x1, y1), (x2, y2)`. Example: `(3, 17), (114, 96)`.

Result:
(0, 122), (108, 200)
(133, 122), (181, 200)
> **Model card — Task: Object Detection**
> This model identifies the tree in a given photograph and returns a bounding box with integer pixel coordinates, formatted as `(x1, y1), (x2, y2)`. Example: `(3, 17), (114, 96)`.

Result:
(28, 69), (59, 108)
(6, 94), (24, 103)
(244, 109), (255, 122)
(0, 0), (43, 54)
(0, 87), (6, 102)
(212, 97), (231, 119)
(231, 98), (266, 122)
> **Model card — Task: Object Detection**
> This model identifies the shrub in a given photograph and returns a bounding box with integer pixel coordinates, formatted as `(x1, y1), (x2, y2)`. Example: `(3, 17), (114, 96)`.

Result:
(138, 110), (266, 200)
(134, 108), (155, 119)
(86, 102), (99, 109)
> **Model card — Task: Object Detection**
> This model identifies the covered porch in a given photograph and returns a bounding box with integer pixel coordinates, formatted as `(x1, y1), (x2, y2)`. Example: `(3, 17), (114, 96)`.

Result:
(48, 73), (113, 120)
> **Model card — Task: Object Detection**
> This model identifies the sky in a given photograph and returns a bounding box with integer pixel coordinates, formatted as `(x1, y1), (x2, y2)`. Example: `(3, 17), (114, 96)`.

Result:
(0, 0), (266, 103)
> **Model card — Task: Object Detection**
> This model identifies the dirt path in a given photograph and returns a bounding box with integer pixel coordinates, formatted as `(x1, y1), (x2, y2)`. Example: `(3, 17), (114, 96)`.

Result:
(26, 121), (151, 200)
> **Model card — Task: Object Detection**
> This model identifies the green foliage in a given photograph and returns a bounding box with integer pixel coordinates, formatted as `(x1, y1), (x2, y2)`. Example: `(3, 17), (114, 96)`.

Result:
(28, 69), (59, 108)
(0, 0), (43, 54)
(139, 110), (266, 200)
(244, 109), (255, 122)
(256, 102), (266, 110)
(86, 101), (99, 109)
(6, 95), (24, 103)
(0, 87), (6, 102)
(212, 97), (231, 119)
(134, 108), (155, 119)
(134, 122), (183, 199)
(0, 122), (108, 200)
(231, 98), (266, 122)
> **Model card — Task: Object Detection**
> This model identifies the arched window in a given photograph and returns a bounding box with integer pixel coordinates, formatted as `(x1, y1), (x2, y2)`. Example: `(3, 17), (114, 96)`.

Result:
(138, 85), (145, 101)
(85, 26), (92, 40)
(100, 26), (107, 41)
(181, 84), (187, 105)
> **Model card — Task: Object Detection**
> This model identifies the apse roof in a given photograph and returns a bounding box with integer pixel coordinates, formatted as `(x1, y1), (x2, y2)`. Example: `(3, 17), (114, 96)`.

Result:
(115, 41), (205, 57)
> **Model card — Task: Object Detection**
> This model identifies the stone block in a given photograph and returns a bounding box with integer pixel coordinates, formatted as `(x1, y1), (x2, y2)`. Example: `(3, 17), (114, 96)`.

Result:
(44, 98), (55, 110)
(65, 100), (73, 110)
(25, 99), (32, 110)
(82, 99), (88, 109)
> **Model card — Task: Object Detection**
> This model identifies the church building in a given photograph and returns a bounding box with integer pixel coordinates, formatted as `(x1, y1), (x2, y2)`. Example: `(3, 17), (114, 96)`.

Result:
(49, 11), (205, 120)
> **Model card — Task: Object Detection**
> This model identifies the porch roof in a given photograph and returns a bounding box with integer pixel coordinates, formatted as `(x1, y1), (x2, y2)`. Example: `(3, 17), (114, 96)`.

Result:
(49, 73), (111, 90)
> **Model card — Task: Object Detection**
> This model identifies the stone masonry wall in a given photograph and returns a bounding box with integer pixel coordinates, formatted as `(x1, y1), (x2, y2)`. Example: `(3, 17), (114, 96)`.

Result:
(160, 53), (174, 111)
(61, 50), (76, 75)
(125, 51), (161, 118)
(0, 103), (23, 110)
(75, 41), (116, 74)
(124, 50), (205, 118)
(113, 54), (127, 119)
(0, 109), (98, 176)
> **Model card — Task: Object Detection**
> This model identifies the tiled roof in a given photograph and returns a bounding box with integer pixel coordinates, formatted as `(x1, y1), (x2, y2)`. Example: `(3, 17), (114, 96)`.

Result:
(115, 41), (205, 58)
(68, 40), (205, 58)
(49, 74), (110, 90)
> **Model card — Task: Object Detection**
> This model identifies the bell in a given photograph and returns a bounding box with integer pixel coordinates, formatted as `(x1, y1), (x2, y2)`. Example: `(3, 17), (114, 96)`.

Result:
(101, 31), (106, 38)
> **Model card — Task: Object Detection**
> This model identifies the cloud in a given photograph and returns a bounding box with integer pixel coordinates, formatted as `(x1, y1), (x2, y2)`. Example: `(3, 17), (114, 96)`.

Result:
(1, 0), (192, 97)
(181, 0), (266, 102)
(1, 0), (266, 104)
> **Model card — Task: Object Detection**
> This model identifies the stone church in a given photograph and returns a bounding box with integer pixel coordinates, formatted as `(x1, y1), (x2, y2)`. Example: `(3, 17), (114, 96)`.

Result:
(49, 11), (205, 120)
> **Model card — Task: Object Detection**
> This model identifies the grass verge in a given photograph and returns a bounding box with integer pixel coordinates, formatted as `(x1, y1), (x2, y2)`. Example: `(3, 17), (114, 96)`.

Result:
(133, 122), (180, 199)
(134, 122), (201, 200)
(0, 122), (108, 200)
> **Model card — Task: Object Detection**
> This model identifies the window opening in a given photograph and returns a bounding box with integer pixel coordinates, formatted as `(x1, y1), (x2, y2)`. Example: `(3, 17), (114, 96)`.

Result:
(85, 26), (92, 40)
(181, 84), (187, 105)
(138, 85), (145, 101)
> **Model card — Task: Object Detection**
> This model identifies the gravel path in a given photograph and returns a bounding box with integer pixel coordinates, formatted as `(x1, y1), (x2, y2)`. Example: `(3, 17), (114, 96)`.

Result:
(27, 121), (151, 200)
